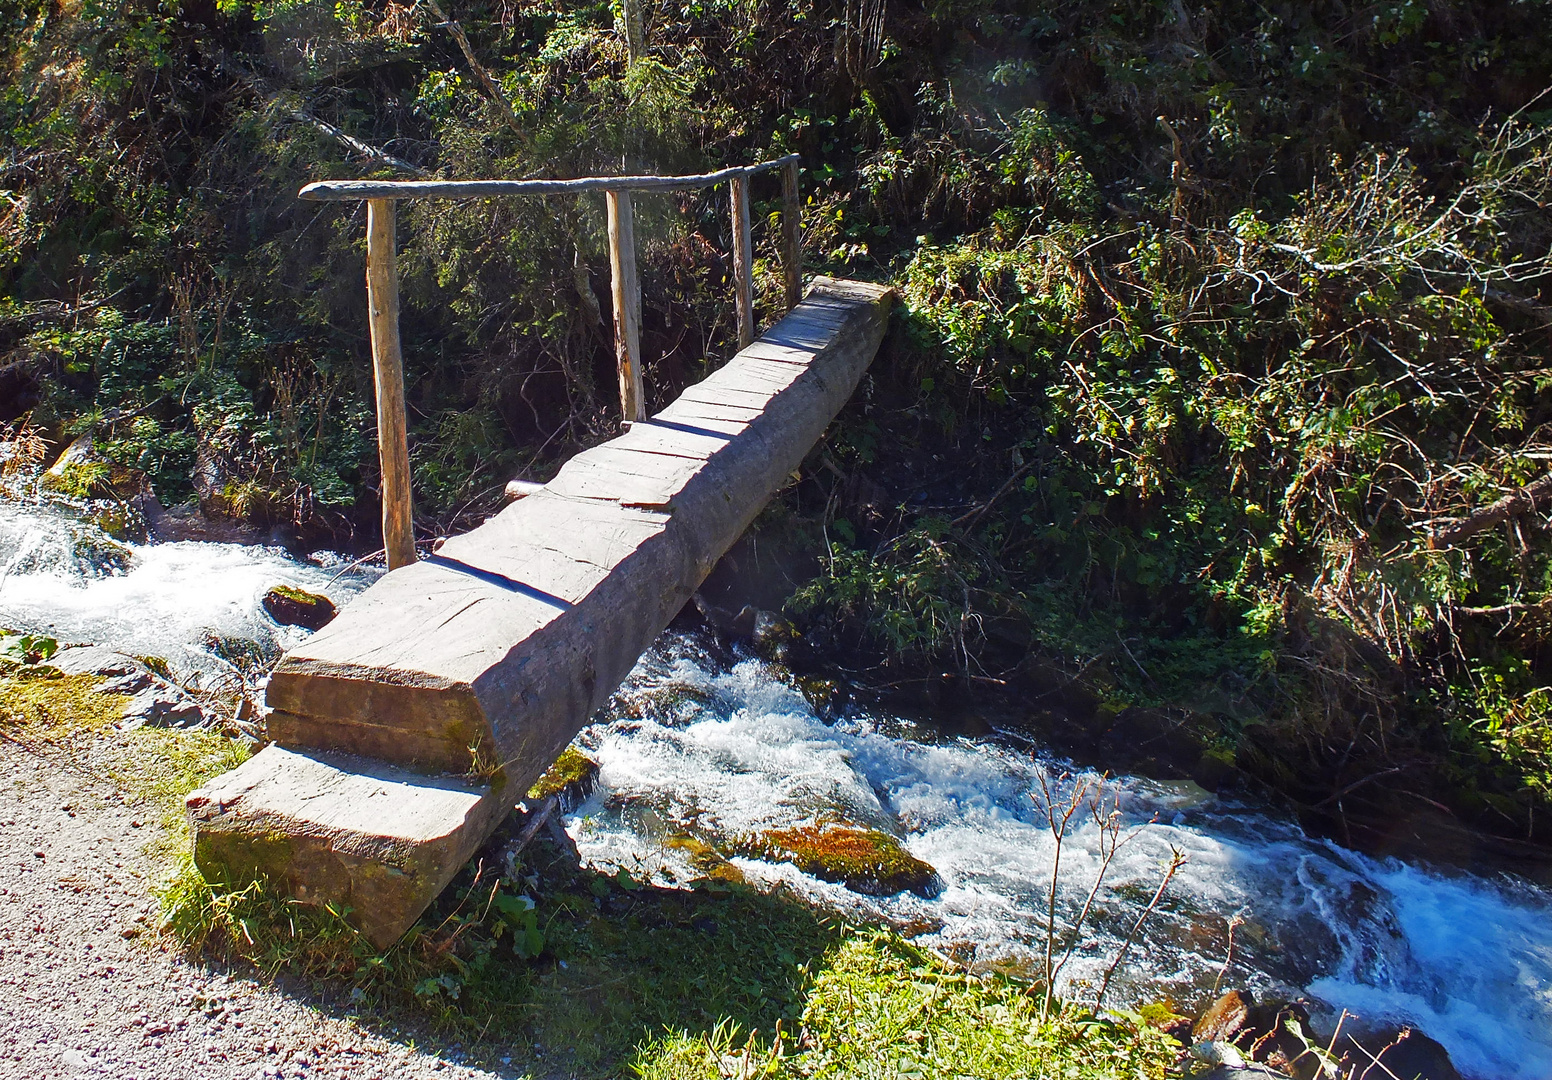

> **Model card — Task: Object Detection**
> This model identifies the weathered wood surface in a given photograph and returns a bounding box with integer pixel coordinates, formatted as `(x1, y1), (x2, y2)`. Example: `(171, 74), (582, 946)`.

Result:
(365, 199), (416, 570)
(186, 746), (502, 947)
(297, 155), (800, 202)
(607, 189), (646, 423)
(730, 173), (755, 349)
(188, 277), (893, 946)
(782, 158), (802, 311)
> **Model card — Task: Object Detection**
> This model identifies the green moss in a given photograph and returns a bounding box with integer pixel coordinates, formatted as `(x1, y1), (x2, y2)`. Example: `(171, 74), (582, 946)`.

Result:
(664, 833), (747, 886)
(795, 676), (841, 712)
(1137, 999), (1189, 1031)
(739, 825), (941, 898)
(0, 670), (127, 738)
(527, 745), (599, 808)
(267, 584), (328, 607)
(42, 460), (111, 499)
(632, 932), (1179, 1080)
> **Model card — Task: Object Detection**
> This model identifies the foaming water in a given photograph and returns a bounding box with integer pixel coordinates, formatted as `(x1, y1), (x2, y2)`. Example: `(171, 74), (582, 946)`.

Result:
(570, 634), (1552, 1080)
(0, 500), (378, 684)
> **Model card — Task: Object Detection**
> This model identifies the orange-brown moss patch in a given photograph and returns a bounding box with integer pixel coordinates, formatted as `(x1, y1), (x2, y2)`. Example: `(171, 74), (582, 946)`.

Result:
(741, 825), (940, 898)
(664, 833), (747, 886)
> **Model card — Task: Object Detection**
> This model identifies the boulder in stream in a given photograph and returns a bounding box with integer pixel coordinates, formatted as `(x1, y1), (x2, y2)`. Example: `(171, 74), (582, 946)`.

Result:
(1338, 1029), (1461, 1080)
(1193, 990), (1326, 1080)
(261, 585), (337, 631)
(739, 824), (942, 897)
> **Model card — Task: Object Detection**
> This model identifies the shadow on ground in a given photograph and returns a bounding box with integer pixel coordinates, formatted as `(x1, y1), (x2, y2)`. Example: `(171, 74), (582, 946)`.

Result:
(258, 816), (842, 1078)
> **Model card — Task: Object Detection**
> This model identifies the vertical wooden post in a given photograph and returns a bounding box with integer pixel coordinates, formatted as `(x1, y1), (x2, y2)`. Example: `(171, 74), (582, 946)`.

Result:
(781, 158), (802, 311)
(365, 199), (416, 571)
(606, 188), (645, 423)
(730, 172), (755, 350)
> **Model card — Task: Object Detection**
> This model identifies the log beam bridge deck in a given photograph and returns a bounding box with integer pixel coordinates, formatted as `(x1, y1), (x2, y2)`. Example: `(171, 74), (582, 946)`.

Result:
(185, 153), (891, 946)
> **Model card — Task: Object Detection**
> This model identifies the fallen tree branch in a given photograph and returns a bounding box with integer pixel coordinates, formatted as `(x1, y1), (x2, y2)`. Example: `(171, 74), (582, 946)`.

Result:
(949, 460), (1036, 528)
(1456, 598), (1550, 617)
(1427, 471), (1552, 549)
(1312, 766), (1410, 809)
(214, 56), (430, 177)
(494, 795), (557, 872)
(422, 0), (523, 135)
(292, 110), (428, 177)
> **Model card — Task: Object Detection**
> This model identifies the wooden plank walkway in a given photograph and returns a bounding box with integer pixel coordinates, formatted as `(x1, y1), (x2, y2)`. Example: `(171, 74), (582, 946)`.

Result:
(186, 278), (893, 945)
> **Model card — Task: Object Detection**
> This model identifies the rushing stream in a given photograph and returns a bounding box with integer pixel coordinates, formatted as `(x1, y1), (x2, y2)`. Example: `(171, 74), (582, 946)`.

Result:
(1, 495), (1549, 1079)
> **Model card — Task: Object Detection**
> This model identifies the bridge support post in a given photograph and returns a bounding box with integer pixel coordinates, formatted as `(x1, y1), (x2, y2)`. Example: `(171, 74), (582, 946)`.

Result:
(365, 198), (416, 571)
(782, 158), (802, 311)
(606, 189), (645, 423)
(730, 173), (754, 349)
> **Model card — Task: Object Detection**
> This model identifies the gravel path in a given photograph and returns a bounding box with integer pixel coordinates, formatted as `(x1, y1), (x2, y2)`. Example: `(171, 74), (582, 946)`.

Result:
(0, 739), (519, 1080)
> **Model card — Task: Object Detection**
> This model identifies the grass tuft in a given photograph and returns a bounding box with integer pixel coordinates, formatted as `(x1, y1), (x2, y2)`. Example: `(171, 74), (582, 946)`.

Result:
(631, 931), (1180, 1079)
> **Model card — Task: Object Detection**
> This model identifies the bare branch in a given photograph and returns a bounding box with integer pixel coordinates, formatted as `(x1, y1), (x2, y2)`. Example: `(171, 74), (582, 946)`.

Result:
(422, 0), (523, 136)
(1427, 472), (1552, 549)
(292, 110), (428, 177)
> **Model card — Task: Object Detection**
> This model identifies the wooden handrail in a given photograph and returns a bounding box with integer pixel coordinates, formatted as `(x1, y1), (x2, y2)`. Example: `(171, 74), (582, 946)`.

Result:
(297, 154), (800, 202)
(306, 155), (803, 566)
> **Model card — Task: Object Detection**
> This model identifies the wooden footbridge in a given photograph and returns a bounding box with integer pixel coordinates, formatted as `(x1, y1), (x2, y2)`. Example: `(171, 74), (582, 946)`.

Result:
(185, 158), (892, 945)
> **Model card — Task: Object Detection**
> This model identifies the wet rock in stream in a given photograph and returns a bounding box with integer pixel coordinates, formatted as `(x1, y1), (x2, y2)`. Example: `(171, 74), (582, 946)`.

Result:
(1346, 1030), (1462, 1080)
(261, 585), (337, 631)
(526, 746), (599, 812)
(1190, 988), (1462, 1080)
(738, 824), (942, 898)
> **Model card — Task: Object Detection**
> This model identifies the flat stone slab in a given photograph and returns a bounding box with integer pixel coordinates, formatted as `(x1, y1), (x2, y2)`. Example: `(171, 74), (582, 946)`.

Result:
(187, 277), (893, 945)
(186, 745), (503, 947)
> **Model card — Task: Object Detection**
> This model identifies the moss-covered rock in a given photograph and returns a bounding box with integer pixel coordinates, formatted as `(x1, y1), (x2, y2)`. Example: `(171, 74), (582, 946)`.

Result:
(261, 585), (337, 631)
(740, 824), (941, 898)
(527, 745), (599, 812)
(614, 681), (719, 725)
(795, 675), (842, 712)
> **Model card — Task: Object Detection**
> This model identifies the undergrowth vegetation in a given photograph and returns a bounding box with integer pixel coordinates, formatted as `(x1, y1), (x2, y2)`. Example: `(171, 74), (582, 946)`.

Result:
(159, 819), (1178, 1076)
(4, 0), (1552, 846)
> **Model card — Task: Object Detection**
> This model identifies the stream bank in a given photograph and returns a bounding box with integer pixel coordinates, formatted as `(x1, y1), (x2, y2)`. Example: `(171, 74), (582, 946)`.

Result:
(0, 493), (1548, 1077)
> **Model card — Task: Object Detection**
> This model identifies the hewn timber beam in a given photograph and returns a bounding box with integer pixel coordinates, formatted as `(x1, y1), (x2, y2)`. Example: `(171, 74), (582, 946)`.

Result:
(186, 278), (894, 947)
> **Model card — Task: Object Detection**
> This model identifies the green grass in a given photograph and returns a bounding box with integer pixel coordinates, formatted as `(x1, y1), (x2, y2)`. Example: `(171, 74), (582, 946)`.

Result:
(632, 931), (1180, 1080)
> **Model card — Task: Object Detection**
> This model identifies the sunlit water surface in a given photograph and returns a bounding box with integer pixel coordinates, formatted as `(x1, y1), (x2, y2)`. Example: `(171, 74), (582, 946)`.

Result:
(2, 496), (1549, 1078)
